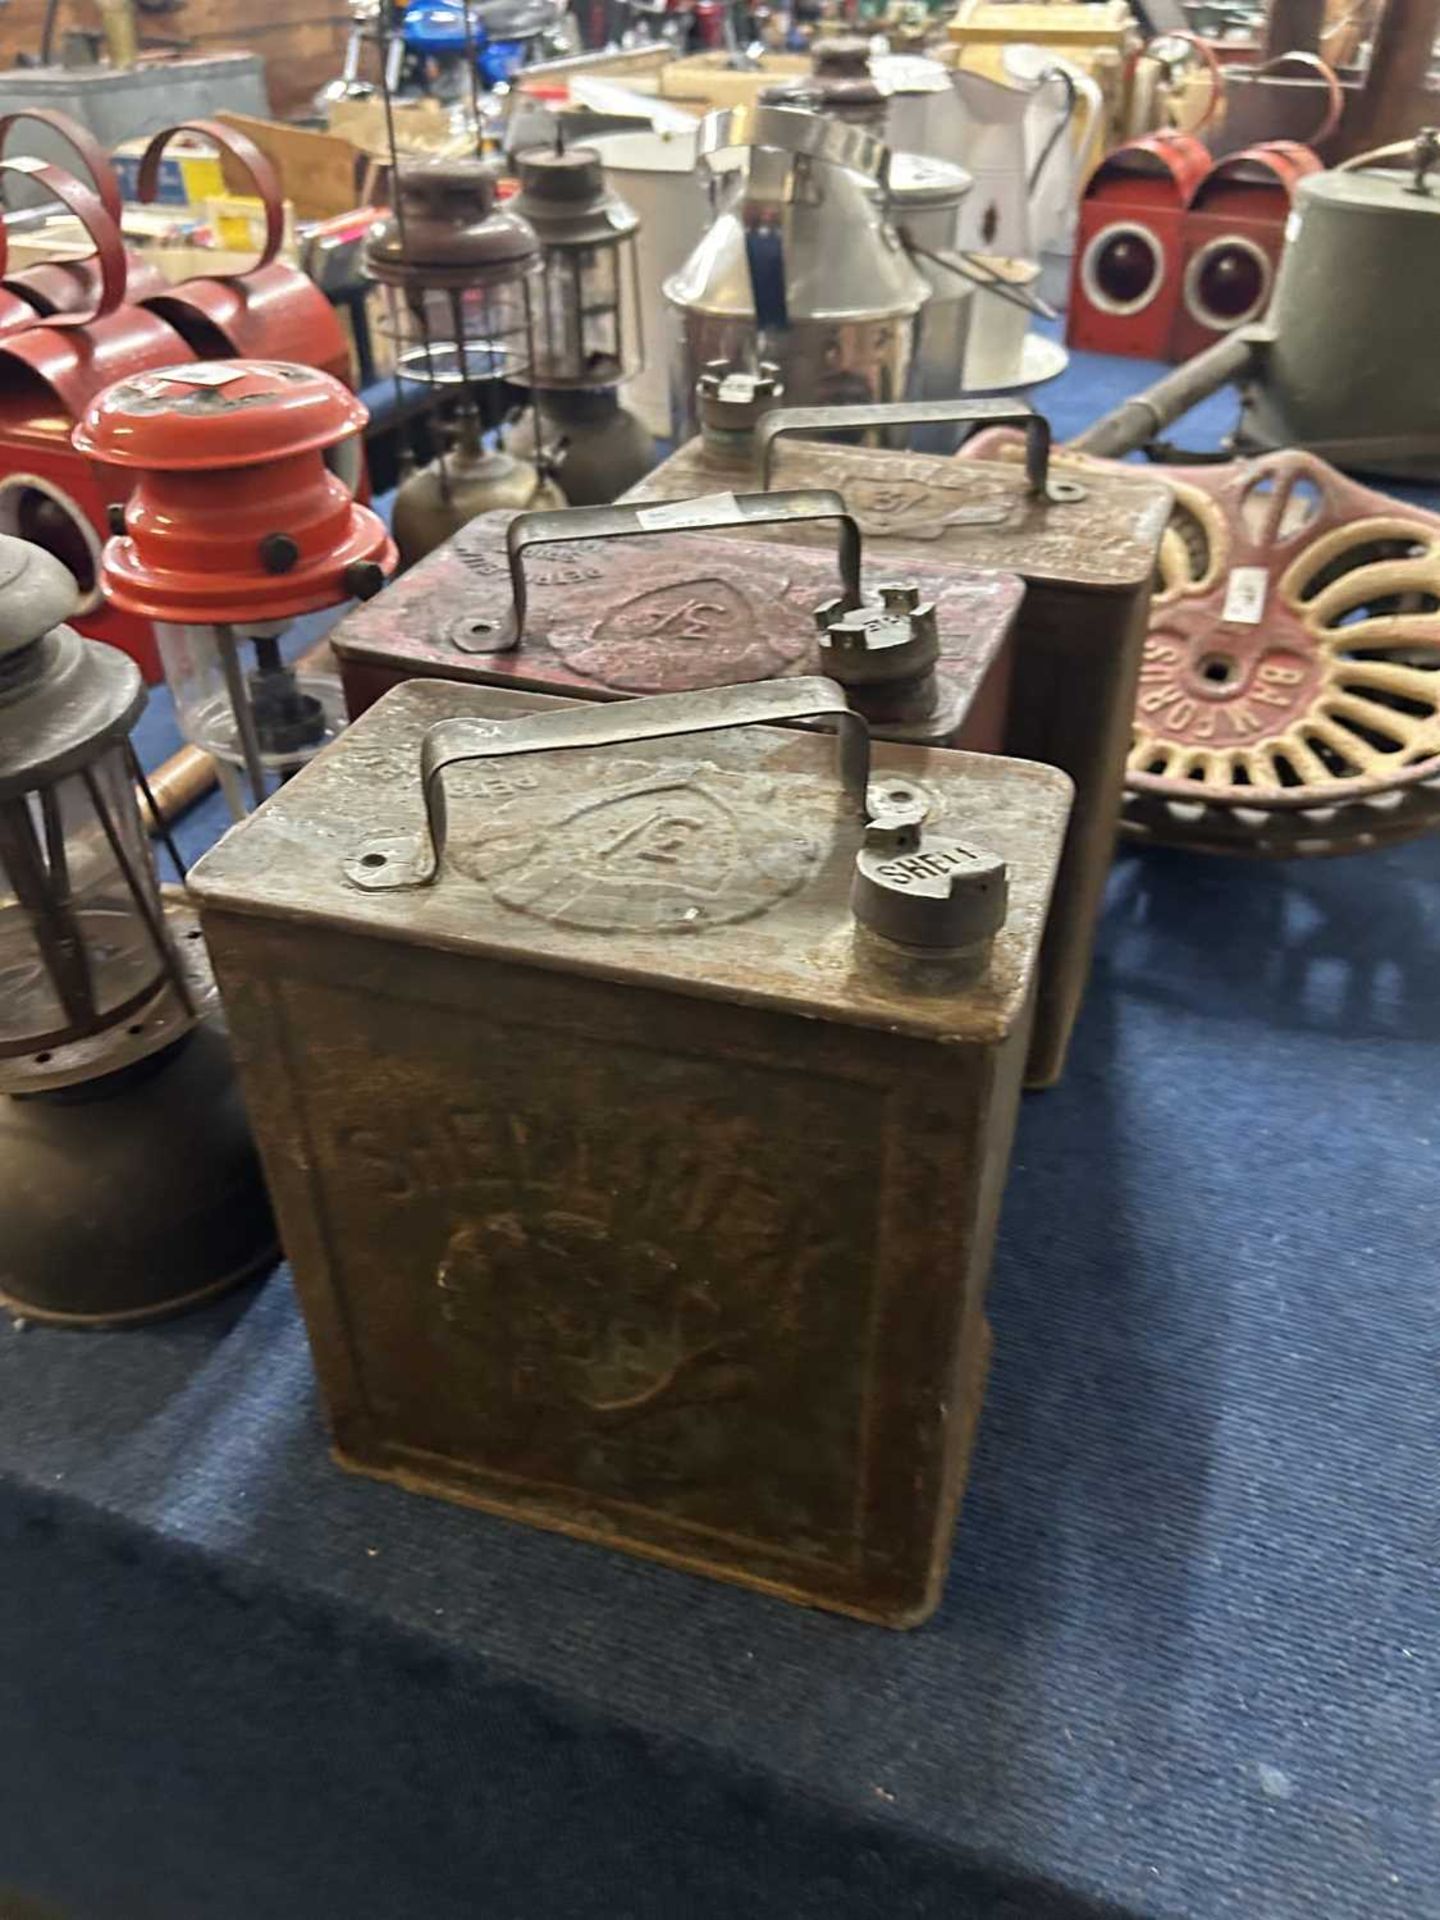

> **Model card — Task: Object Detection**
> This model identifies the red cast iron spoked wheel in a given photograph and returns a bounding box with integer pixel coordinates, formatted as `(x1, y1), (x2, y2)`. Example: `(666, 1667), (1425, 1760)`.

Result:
(1124, 450), (1440, 855)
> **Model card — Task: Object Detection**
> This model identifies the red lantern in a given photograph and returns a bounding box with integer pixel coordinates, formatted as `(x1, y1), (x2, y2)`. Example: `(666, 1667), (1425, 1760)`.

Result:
(1169, 142), (1321, 364)
(1067, 132), (1211, 360)
(133, 119), (354, 386)
(0, 159), (195, 683)
(75, 360), (396, 815)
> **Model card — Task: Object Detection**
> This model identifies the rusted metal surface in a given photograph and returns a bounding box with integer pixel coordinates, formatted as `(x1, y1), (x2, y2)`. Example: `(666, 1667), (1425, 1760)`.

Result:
(190, 677), (1071, 1624)
(330, 498), (1023, 755)
(975, 429), (1440, 856)
(1129, 448), (1440, 853)
(623, 411), (1171, 1086)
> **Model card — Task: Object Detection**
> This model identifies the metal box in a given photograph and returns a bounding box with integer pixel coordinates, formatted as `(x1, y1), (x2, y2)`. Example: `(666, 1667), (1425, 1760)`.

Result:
(622, 403), (1171, 1087)
(190, 677), (1072, 1626)
(330, 492), (1021, 758)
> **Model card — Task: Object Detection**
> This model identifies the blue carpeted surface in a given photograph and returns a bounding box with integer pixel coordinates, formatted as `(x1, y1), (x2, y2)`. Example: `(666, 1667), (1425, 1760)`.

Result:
(1, 347), (1436, 1920)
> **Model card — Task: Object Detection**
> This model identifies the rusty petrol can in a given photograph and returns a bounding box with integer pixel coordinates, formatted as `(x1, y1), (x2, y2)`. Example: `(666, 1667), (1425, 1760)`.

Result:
(622, 397), (1172, 1088)
(189, 677), (1072, 1626)
(329, 491), (1022, 758)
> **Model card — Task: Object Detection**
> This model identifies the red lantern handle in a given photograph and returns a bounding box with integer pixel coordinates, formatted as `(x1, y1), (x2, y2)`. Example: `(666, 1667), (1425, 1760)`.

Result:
(1124, 31), (1226, 133)
(0, 107), (123, 224)
(1244, 52), (1345, 148)
(0, 158), (128, 327)
(135, 119), (285, 280)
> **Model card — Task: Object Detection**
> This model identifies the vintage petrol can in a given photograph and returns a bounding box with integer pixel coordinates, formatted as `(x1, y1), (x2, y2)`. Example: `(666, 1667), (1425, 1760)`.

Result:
(330, 490), (1022, 757)
(189, 677), (1072, 1626)
(622, 397), (1172, 1087)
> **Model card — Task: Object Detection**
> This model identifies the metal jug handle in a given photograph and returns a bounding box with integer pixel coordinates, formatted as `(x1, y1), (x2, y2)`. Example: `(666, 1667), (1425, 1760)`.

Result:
(135, 119), (286, 280)
(451, 489), (864, 655)
(0, 158), (128, 328)
(1340, 131), (1440, 195)
(755, 400), (1083, 503)
(1122, 31), (1225, 134)
(1240, 52), (1343, 149)
(344, 676), (872, 891)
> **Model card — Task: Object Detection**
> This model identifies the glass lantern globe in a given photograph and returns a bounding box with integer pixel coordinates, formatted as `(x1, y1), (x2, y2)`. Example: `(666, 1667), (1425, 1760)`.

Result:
(504, 141), (654, 505)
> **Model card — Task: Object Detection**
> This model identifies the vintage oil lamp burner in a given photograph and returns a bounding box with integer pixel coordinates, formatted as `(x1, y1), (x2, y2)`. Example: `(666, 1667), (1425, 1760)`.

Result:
(73, 361), (395, 819)
(367, 158), (566, 566)
(621, 397), (1172, 1089)
(502, 138), (652, 507)
(0, 534), (277, 1326)
(663, 105), (930, 438)
(189, 673), (1072, 1624)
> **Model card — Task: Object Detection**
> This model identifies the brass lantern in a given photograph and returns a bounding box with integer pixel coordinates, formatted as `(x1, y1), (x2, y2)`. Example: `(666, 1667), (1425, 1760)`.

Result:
(505, 139), (653, 505)
(0, 534), (277, 1326)
(366, 158), (566, 563)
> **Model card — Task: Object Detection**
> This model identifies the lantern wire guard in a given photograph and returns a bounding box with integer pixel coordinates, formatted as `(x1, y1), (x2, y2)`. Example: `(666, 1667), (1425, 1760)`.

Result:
(366, 157), (565, 563)
(0, 534), (278, 1326)
(362, 0), (570, 558)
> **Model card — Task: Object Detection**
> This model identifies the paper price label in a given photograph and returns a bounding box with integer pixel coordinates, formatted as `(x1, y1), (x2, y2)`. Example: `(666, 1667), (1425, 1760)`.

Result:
(635, 492), (744, 533)
(1221, 567), (1268, 625)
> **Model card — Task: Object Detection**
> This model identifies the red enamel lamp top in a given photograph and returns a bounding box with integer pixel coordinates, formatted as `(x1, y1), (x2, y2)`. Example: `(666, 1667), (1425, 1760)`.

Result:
(73, 359), (368, 470)
(74, 359), (394, 624)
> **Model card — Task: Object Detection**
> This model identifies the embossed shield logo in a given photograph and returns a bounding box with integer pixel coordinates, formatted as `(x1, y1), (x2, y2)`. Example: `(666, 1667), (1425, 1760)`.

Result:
(559, 574), (810, 692)
(450, 759), (820, 933)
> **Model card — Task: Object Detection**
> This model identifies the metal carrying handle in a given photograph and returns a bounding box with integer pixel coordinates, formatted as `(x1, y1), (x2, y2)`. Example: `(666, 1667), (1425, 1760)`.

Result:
(136, 119), (285, 279)
(1237, 52), (1344, 148)
(756, 400), (1066, 500)
(1340, 131), (1440, 194)
(1123, 30), (1225, 133)
(697, 103), (891, 188)
(0, 107), (123, 222)
(345, 677), (873, 891)
(454, 490), (864, 654)
(0, 158), (128, 327)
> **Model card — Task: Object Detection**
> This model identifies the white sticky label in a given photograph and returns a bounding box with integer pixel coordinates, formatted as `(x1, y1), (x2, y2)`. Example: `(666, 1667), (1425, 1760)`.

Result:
(635, 492), (744, 533)
(164, 365), (249, 387)
(6, 156), (47, 175)
(1221, 566), (1268, 625)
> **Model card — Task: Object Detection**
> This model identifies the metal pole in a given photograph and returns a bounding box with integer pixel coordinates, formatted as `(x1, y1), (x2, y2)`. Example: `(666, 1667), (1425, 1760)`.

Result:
(1344, 0), (1440, 154)
(216, 625), (272, 814)
(1069, 328), (1266, 460)
(1265, 0), (1325, 58)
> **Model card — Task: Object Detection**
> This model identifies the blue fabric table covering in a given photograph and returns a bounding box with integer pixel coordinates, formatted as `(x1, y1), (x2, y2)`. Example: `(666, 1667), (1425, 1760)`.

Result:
(1, 347), (1435, 1920)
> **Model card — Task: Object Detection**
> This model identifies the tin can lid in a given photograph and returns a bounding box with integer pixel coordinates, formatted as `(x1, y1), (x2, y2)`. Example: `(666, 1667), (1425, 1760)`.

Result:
(1300, 165), (1440, 219)
(74, 361), (368, 472)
